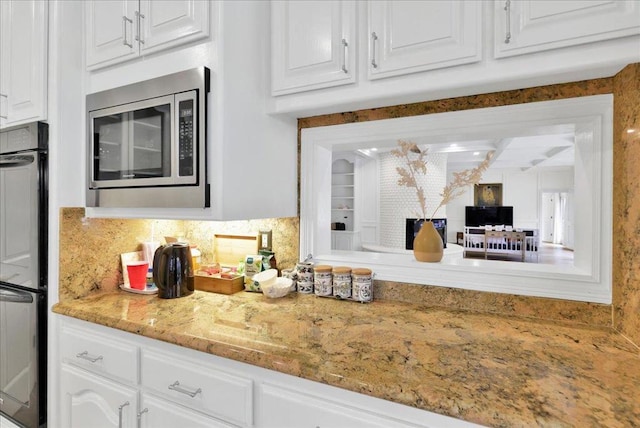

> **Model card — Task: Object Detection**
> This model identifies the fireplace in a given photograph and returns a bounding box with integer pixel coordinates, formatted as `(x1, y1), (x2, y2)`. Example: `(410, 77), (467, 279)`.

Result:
(406, 218), (447, 250)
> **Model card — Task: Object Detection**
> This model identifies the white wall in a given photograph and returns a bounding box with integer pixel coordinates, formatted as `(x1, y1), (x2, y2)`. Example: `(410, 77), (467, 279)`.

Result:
(378, 151), (447, 249)
(446, 166), (574, 243)
(47, 2), (86, 427)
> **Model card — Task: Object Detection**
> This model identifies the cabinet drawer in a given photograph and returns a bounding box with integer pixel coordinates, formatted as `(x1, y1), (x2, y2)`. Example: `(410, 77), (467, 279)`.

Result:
(141, 349), (253, 427)
(60, 324), (138, 385)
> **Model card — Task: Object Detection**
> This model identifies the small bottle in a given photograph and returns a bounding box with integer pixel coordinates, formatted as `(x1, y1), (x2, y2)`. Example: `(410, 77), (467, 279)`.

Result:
(146, 268), (154, 288)
(190, 245), (201, 271)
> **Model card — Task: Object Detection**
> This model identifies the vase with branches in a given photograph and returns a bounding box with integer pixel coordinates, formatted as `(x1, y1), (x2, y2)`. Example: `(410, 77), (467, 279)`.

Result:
(391, 139), (493, 261)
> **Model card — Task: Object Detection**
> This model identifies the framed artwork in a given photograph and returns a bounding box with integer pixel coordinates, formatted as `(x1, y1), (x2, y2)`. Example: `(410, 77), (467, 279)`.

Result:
(474, 183), (502, 206)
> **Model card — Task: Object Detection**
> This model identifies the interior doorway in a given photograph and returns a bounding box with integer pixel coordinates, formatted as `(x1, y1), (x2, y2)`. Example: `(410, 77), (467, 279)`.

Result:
(540, 191), (573, 248)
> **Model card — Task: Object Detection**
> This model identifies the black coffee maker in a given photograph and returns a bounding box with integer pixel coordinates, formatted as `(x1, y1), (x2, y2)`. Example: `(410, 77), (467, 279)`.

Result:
(153, 243), (194, 299)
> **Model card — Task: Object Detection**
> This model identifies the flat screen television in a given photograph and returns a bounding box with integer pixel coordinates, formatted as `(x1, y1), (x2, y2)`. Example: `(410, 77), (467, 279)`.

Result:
(406, 218), (447, 250)
(465, 206), (513, 227)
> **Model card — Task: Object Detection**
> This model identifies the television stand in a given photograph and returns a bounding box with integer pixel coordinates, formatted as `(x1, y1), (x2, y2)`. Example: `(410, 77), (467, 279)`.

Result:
(463, 227), (539, 262)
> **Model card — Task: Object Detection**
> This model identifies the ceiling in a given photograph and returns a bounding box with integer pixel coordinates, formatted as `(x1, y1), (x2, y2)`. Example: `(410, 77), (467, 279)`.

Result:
(356, 132), (576, 171)
(440, 132), (575, 171)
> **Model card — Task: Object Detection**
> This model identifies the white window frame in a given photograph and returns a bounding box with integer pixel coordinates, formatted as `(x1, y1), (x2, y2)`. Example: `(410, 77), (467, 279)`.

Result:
(300, 95), (613, 303)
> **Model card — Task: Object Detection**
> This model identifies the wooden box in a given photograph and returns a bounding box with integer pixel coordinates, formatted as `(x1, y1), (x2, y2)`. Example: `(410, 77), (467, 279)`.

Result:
(195, 274), (244, 295)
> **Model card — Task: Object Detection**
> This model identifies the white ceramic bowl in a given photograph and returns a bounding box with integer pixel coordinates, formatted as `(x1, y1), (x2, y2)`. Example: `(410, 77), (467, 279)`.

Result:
(261, 277), (293, 298)
(251, 269), (278, 291)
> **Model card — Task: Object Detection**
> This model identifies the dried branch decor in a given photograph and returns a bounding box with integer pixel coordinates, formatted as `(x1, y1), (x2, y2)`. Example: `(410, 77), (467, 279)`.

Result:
(391, 140), (494, 221)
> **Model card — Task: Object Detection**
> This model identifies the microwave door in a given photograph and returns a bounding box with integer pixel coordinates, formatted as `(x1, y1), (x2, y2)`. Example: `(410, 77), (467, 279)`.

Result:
(129, 105), (172, 180)
(89, 95), (176, 189)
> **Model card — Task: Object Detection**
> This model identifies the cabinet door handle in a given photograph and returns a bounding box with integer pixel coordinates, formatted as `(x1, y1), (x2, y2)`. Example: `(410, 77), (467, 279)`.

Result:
(122, 16), (133, 48)
(135, 11), (145, 45)
(76, 350), (103, 363)
(137, 408), (148, 426)
(118, 401), (130, 428)
(168, 380), (202, 398)
(370, 32), (379, 68)
(341, 38), (348, 73)
(503, 0), (511, 44)
(0, 93), (7, 119)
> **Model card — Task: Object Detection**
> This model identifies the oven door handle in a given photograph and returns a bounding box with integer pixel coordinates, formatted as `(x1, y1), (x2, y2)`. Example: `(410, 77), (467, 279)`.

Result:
(0, 287), (34, 303)
(0, 154), (35, 168)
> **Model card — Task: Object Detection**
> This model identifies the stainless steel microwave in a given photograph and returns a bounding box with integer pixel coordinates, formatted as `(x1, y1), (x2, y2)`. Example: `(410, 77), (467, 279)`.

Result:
(86, 67), (210, 208)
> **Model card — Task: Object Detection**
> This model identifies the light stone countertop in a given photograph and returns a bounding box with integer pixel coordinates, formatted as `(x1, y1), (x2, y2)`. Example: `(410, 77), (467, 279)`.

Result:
(53, 290), (640, 427)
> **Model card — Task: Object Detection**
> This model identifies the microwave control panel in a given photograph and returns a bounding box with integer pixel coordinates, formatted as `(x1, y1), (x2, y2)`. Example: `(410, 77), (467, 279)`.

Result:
(178, 98), (195, 177)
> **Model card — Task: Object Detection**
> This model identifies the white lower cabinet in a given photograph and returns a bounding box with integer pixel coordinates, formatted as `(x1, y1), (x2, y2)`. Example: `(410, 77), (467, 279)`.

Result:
(58, 317), (252, 428)
(139, 394), (233, 428)
(60, 365), (138, 428)
(258, 382), (416, 428)
(140, 348), (253, 427)
(57, 316), (479, 428)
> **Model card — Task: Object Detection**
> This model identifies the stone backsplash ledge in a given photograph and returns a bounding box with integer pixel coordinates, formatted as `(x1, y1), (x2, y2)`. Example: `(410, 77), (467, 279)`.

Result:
(58, 207), (611, 328)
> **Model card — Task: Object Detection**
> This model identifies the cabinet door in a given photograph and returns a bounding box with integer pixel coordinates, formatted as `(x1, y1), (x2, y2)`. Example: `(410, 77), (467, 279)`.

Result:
(60, 365), (138, 428)
(0, 0), (48, 127)
(258, 383), (420, 428)
(139, 394), (234, 428)
(331, 231), (353, 250)
(85, 0), (139, 70)
(0, 1), (7, 124)
(138, 0), (210, 55)
(367, 0), (481, 80)
(271, 0), (356, 95)
(494, 0), (640, 58)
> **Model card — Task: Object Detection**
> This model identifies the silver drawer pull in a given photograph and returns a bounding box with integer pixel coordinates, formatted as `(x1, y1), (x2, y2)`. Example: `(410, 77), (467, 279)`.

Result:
(122, 16), (133, 48)
(370, 32), (379, 68)
(76, 350), (103, 363)
(168, 381), (202, 398)
(118, 401), (129, 428)
(504, 0), (511, 44)
(137, 407), (148, 426)
(341, 38), (348, 73)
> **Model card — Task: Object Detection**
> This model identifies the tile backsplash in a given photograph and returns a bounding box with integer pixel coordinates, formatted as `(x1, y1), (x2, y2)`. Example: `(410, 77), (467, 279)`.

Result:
(58, 207), (299, 301)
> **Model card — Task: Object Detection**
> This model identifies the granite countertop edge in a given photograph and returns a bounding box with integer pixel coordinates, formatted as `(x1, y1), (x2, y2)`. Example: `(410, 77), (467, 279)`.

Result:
(52, 290), (640, 428)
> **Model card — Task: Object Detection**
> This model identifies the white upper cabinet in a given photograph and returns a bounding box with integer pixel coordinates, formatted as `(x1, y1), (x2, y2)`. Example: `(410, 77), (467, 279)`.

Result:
(270, 0), (639, 115)
(85, 0), (139, 69)
(85, 0), (210, 70)
(271, 0), (481, 95)
(138, 0), (210, 54)
(0, 0), (48, 128)
(367, 0), (481, 80)
(494, 0), (640, 58)
(271, 0), (356, 95)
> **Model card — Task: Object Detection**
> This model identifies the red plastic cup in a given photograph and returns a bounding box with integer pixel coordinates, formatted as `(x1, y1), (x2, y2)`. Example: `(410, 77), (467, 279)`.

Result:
(127, 261), (149, 290)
